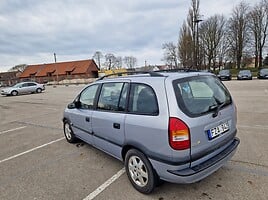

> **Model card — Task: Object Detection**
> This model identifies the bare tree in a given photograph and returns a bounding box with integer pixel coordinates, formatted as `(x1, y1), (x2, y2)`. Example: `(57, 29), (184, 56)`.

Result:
(162, 42), (179, 68)
(8, 64), (27, 72)
(264, 54), (268, 66)
(227, 2), (250, 69)
(93, 51), (103, 69)
(124, 56), (137, 69)
(248, 0), (268, 68)
(217, 33), (230, 69)
(105, 53), (117, 70)
(178, 21), (194, 67)
(199, 15), (226, 70)
(115, 56), (123, 69)
(187, 0), (201, 68)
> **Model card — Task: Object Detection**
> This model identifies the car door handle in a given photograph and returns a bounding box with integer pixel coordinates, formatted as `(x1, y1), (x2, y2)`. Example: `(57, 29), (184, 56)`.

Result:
(85, 117), (90, 122)
(113, 123), (120, 129)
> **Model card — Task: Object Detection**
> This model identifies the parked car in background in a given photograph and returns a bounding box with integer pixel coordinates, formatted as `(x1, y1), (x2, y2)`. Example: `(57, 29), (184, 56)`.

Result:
(237, 70), (252, 80)
(63, 71), (239, 194)
(218, 69), (232, 81)
(257, 68), (268, 79)
(1, 82), (45, 96)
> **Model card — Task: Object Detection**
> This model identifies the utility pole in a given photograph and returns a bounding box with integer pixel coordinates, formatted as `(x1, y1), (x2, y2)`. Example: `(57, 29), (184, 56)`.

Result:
(54, 53), (58, 84)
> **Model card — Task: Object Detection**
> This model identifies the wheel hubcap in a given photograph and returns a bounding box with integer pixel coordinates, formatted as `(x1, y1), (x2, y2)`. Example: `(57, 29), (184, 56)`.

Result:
(64, 124), (72, 140)
(128, 156), (148, 187)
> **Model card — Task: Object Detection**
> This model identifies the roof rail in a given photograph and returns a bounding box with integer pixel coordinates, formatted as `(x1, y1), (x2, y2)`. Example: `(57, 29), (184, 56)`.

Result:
(97, 71), (164, 81)
(155, 68), (200, 73)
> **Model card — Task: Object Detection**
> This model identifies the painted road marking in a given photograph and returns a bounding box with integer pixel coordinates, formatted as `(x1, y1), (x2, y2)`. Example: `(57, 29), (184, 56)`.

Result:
(83, 168), (126, 200)
(0, 137), (65, 164)
(238, 125), (268, 130)
(0, 126), (27, 136)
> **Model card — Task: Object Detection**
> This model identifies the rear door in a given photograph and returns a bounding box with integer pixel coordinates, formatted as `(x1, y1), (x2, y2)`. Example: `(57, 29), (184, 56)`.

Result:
(92, 81), (129, 159)
(18, 83), (30, 94)
(26, 82), (38, 93)
(171, 75), (237, 166)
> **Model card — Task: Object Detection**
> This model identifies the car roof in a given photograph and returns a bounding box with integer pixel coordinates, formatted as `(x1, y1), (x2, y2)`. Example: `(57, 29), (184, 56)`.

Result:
(97, 71), (214, 84)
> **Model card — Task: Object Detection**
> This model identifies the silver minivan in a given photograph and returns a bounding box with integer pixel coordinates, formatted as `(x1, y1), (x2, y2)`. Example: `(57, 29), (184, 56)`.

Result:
(63, 71), (239, 193)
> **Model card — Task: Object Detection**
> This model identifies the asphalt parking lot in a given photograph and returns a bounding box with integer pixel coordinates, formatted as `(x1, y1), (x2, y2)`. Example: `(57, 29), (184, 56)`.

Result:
(0, 80), (268, 200)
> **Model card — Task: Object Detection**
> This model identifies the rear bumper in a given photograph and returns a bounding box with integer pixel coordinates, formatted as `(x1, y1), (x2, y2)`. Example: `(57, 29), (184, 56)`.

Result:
(150, 137), (240, 184)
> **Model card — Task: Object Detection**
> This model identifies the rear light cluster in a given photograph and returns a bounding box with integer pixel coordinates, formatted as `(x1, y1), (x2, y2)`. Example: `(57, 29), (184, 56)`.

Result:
(169, 117), (190, 150)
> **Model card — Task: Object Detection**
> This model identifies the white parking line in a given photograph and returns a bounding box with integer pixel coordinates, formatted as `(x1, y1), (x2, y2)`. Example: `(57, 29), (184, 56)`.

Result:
(238, 125), (268, 130)
(83, 168), (126, 200)
(0, 137), (65, 164)
(0, 126), (27, 136)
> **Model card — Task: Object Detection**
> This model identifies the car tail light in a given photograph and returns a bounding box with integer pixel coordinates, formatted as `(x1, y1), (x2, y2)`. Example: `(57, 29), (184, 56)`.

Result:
(169, 117), (190, 150)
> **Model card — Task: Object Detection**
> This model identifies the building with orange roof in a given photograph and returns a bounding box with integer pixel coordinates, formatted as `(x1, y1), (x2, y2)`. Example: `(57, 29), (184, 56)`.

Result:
(19, 59), (99, 83)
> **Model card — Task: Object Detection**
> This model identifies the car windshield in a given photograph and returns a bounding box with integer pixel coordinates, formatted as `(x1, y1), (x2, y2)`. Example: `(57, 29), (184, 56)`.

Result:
(260, 69), (268, 73)
(219, 70), (229, 75)
(239, 70), (250, 75)
(173, 75), (232, 117)
(13, 83), (22, 88)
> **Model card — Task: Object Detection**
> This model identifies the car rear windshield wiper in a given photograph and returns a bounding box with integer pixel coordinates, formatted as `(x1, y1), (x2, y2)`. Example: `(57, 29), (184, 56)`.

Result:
(211, 102), (225, 118)
(210, 97), (226, 118)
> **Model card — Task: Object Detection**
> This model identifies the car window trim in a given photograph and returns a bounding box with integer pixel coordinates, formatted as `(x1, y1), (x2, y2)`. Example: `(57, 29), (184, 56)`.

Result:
(95, 81), (130, 113)
(127, 82), (159, 116)
(173, 75), (232, 118)
(76, 84), (101, 110)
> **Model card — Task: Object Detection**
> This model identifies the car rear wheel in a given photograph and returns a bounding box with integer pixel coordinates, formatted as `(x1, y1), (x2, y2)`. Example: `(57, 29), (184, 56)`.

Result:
(125, 149), (157, 194)
(36, 88), (42, 93)
(11, 90), (18, 96)
(63, 121), (77, 143)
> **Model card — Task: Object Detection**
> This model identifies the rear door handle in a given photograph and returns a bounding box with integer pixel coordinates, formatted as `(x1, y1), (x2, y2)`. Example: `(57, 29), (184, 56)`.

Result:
(85, 117), (90, 122)
(113, 123), (120, 129)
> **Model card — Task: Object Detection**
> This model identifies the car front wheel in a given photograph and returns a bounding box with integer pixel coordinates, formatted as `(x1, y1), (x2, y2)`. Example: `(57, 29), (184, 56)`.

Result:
(63, 121), (77, 143)
(125, 149), (157, 194)
(11, 90), (18, 96)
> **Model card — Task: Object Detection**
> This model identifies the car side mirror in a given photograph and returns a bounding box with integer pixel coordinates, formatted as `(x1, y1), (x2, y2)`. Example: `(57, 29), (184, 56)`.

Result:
(67, 101), (81, 109)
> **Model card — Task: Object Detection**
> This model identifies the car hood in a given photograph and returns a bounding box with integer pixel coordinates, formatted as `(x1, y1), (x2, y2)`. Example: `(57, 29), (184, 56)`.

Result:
(1, 87), (14, 92)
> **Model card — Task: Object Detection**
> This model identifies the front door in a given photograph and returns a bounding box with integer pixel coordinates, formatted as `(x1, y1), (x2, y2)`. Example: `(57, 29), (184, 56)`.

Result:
(69, 84), (99, 144)
(92, 82), (129, 159)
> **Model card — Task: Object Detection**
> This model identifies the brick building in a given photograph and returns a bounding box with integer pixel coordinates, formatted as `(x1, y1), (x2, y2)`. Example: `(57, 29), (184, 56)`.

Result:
(19, 59), (99, 83)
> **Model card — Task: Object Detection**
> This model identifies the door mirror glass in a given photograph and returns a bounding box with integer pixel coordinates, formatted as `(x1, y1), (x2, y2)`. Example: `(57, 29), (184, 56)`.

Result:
(67, 102), (76, 109)
(67, 101), (81, 109)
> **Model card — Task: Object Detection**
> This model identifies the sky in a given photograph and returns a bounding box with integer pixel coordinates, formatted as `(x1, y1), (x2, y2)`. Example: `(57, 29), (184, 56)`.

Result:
(0, 0), (260, 72)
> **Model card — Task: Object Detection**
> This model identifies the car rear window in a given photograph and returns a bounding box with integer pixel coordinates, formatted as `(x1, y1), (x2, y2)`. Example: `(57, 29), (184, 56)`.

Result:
(173, 75), (232, 117)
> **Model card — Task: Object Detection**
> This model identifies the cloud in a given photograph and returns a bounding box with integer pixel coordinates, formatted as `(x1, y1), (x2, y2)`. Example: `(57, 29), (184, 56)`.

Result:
(0, 0), (261, 71)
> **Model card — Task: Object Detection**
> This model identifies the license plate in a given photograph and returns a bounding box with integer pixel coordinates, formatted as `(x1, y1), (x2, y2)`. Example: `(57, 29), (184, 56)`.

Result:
(207, 122), (229, 140)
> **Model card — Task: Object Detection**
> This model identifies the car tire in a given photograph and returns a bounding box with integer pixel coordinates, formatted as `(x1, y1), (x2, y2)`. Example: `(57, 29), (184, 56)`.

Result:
(125, 149), (157, 194)
(11, 90), (18, 96)
(36, 88), (42, 93)
(63, 121), (77, 143)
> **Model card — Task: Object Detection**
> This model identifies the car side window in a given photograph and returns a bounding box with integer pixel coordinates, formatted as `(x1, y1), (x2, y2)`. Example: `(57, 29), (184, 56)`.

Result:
(97, 82), (124, 111)
(28, 83), (36, 86)
(128, 84), (159, 115)
(22, 83), (28, 87)
(79, 84), (99, 109)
